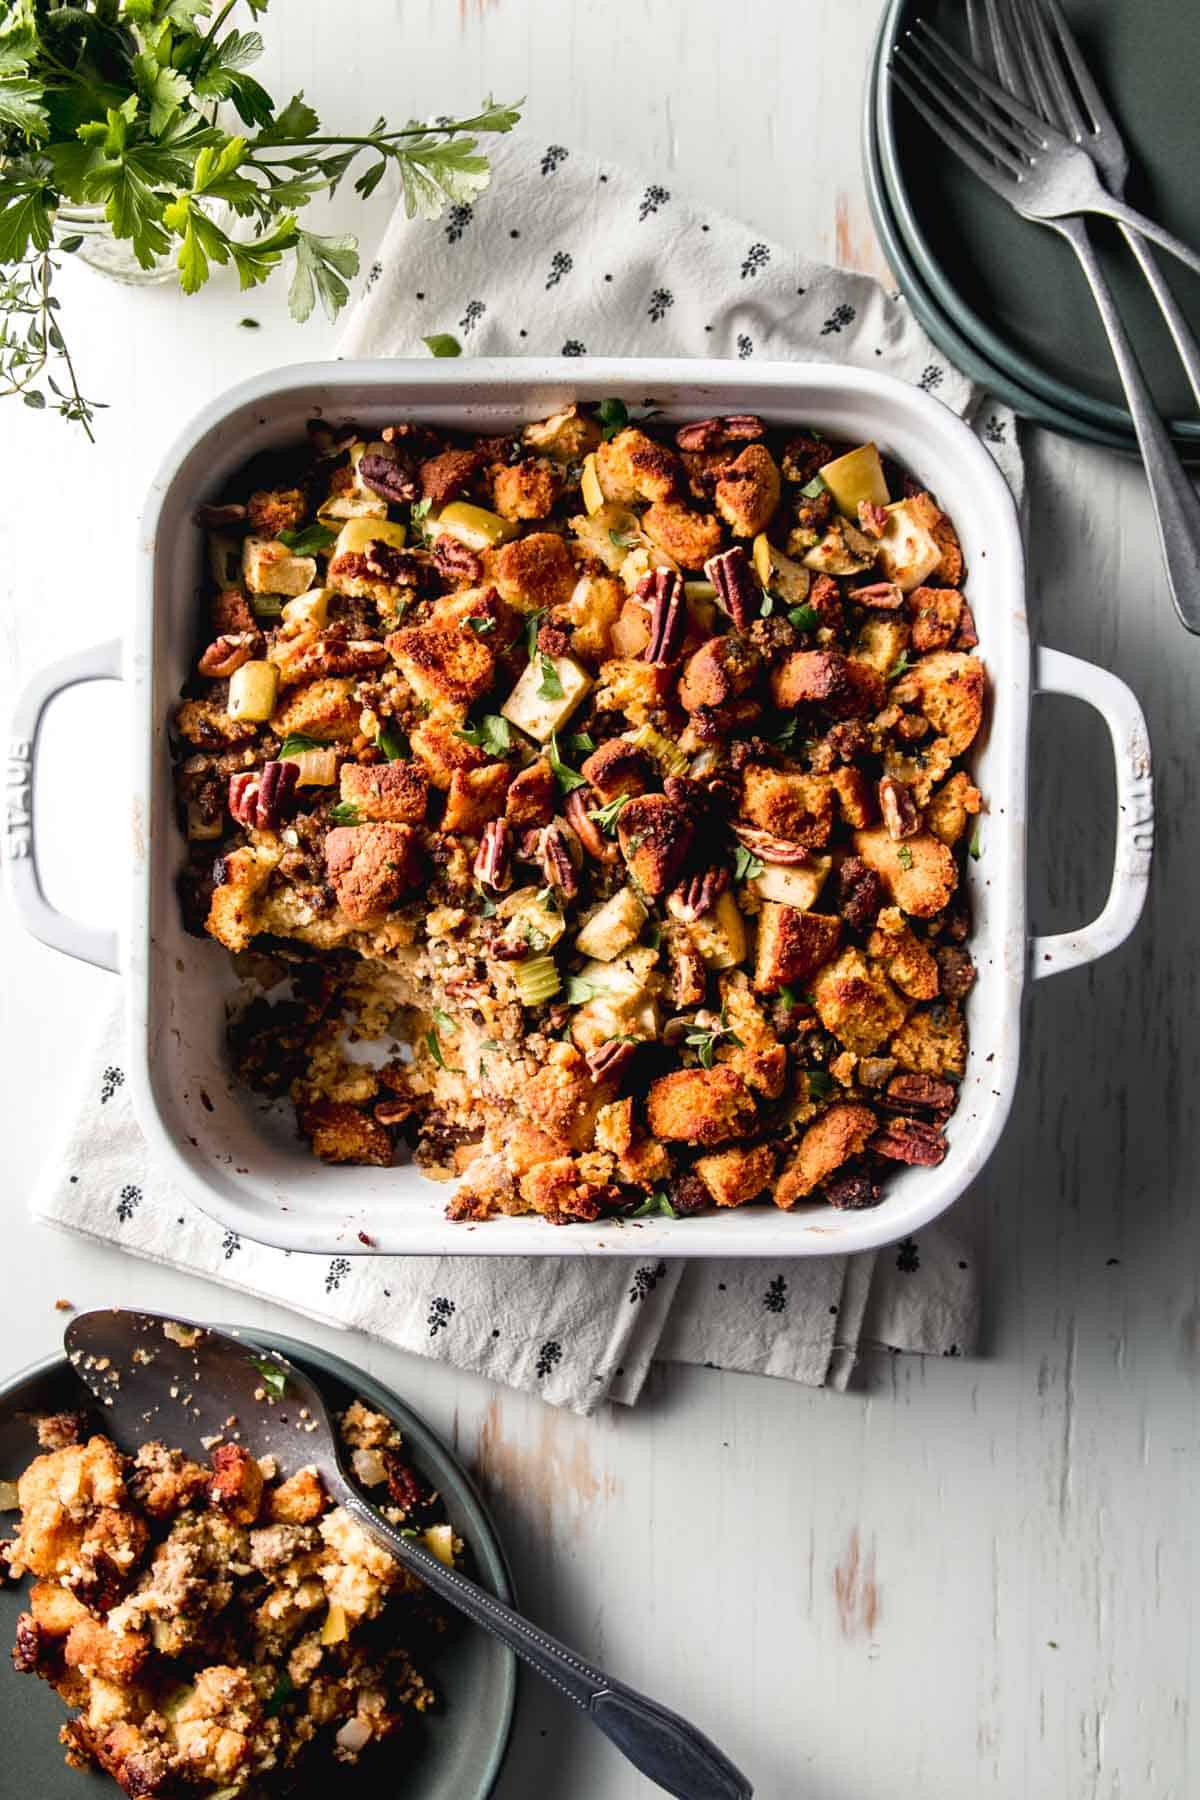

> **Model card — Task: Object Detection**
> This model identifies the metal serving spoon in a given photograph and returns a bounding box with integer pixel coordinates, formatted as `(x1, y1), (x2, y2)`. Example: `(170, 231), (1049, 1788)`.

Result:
(65, 1309), (752, 1800)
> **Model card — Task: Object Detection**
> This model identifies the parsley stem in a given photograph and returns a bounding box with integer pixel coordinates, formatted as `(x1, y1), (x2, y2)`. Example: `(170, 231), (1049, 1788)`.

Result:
(190, 0), (240, 75)
(250, 123), (486, 153)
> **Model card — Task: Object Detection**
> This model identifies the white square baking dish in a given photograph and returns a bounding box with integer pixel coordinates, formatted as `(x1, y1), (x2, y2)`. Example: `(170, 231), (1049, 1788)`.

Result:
(8, 358), (1154, 1257)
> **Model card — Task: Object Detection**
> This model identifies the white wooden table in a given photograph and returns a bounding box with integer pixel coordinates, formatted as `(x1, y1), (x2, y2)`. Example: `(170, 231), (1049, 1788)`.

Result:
(1, 3), (1193, 1795)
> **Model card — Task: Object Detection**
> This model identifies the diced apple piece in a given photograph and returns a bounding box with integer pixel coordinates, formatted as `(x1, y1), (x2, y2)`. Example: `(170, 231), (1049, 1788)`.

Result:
(423, 1524), (456, 1568)
(875, 498), (942, 592)
(681, 888), (747, 970)
(242, 536), (318, 597)
(501, 654), (593, 743)
(280, 588), (329, 634)
(570, 502), (643, 573)
(331, 516), (407, 561)
(580, 453), (605, 515)
(227, 660), (278, 722)
(436, 501), (518, 551)
(818, 442), (889, 518)
(751, 856), (831, 909)
(574, 887), (648, 962)
(753, 534), (812, 604)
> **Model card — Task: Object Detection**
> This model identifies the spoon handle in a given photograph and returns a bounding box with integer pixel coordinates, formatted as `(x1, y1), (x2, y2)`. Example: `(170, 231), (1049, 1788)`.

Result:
(345, 1495), (752, 1800)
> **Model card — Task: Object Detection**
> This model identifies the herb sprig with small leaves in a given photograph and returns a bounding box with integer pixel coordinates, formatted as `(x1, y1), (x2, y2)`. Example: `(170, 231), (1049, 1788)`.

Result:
(0, 1), (521, 434)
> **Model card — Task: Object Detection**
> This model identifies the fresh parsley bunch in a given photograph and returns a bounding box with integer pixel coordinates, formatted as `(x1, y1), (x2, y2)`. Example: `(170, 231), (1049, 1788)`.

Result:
(0, 0), (520, 435)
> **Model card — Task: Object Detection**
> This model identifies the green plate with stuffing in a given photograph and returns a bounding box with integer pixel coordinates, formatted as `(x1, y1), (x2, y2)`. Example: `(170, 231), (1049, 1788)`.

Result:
(0, 1329), (517, 1800)
(869, 0), (1200, 452)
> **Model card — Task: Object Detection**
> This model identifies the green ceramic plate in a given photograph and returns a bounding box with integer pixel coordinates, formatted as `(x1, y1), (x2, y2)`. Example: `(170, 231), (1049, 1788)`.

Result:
(0, 1329), (517, 1800)
(870, 0), (1200, 451)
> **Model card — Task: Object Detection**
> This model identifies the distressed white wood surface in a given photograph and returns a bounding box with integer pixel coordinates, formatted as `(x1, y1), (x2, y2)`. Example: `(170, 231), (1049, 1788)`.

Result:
(0, 2), (1194, 1795)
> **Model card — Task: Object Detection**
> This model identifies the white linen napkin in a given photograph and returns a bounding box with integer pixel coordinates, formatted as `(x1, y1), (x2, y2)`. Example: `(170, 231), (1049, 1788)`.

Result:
(36, 136), (1002, 1415)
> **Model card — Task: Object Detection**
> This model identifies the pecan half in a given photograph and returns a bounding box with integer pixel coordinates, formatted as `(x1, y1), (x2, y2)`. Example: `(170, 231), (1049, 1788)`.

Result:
(640, 567), (687, 665)
(848, 579), (904, 609)
(730, 822), (811, 865)
(375, 1096), (416, 1126)
(669, 864), (729, 921)
(194, 501), (248, 529)
(197, 630), (263, 678)
(540, 821), (580, 899)
(870, 1116), (948, 1166)
(255, 759), (299, 831)
(586, 1039), (637, 1084)
(432, 534), (486, 588)
(878, 775), (920, 840)
(358, 450), (419, 505)
(668, 936), (707, 1009)
(473, 818), (512, 891)
(564, 789), (617, 862)
(364, 540), (429, 588)
(228, 770), (260, 828)
(704, 544), (759, 630)
(675, 414), (764, 452)
(882, 1072), (956, 1117)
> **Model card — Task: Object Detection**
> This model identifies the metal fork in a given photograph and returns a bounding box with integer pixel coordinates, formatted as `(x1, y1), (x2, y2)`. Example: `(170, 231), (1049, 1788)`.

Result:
(969, 0), (1200, 408)
(890, 24), (1200, 635)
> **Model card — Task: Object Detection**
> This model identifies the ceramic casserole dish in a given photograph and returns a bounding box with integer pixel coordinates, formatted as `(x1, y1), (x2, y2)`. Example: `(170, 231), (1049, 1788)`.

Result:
(8, 358), (1155, 1257)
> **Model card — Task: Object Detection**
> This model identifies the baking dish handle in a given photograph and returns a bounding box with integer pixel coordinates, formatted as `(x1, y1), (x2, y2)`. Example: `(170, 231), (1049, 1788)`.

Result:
(6, 638), (124, 974)
(1031, 645), (1153, 979)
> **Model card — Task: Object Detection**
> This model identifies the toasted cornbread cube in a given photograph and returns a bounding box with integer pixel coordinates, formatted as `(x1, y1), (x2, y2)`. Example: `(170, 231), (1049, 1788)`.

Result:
(775, 1102), (877, 1208)
(550, 573), (624, 664)
(641, 499), (723, 570)
(247, 486), (307, 536)
(270, 677), (361, 743)
(410, 717), (487, 789)
(491, 531), (578, 612)
(829, 766), (874, 829)
(908, 585), (964, 653)
(505, 757), (556, 826)
(875, 495), (942, 591)
(523, 405), (601, 463)
(889, 1002), (967, 1078)
(925, 770), (983, 846)
(242, 536), (317, 598)
(574, 887), (648, 962)
(492, 456), (564, 521)
(63, 1616), (149, 1685)
(595, 428), (681, 505)
(267, 1466), (326, 1524)
(325, 823), (418, 921)
(741, 765), (833, 848)
(209, 1442), (264, 1525)
(339, 760), (429, 824)
(678, 636), (761, 713)
(617, 793), (693, 899)
(645, 1066), (756, 1146)
(302, 1099), (393, 1166)
(868, 909), (940, 1001)
(714, 444), (781, 538)
(694, 1142), (775, 1208)
(206, 844), (281, 952)
(442, 764), (512, 833)
(852, 826), (958, 918)
(581, 737), (654, 802)
(753, 904), (841, 994)
(595, 657), (673, 726)
(854, 614), (910, 676)
(812, 947), (910, 1054)
(501, 653), (592, 743)
(899, 651), (985, 755)
(769, 647), (851, 711)
(717, 972), (787, 1097)
(386, 625), (496, 710)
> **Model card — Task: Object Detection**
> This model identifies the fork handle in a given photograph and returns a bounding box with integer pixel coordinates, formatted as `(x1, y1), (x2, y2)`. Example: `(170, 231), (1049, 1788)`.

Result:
(344, 1494), (753, 1799)
(1097, 196), (1200, 281)
(1116, 226), (1200, 414)
(1054, 214), (1200, 633)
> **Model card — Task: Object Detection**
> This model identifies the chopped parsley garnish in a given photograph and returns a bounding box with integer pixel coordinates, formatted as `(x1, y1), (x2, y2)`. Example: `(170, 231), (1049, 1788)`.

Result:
(686, 1008), (743, 1069)
(467, 614), (496, 634)
(632, 1190), (677, 1219)
(800, 474), (828, 500)
(277, 522), (338, 556)
(887, 652), (910, 682)
(524, 609), (547, 657)
(968, 828), (982, 862)
(646, 924), (662, 950)
(431, 1008), (456, 1033)
(565, 731), (596, 756)
(788, 603), (819, 632)
(778, 986), (798, 1012)
(266, 1674), (295, 1715)
(806, 1068), (834, 1101)
(423, 333), (462, 358)
(537, 654), (565, 700)
(375, 726), (408, 762)
(733, 845), (765, 882)
(597, 397), (629, 440)
(328, 801), (361, 825)
(565, 975), (601, 1005)
(547, 731), (587, 794)
(589, 794), (630, 835)
(250, 1356), (287, 1400)
(897, 845), (914, 870)
(455, 714), (512, 757)
(279, 733), (325, 756)
(608, 526), (640, 551)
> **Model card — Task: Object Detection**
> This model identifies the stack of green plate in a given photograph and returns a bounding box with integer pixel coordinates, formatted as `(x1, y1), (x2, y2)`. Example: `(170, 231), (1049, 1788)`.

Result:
(865, 0), (1200, 454)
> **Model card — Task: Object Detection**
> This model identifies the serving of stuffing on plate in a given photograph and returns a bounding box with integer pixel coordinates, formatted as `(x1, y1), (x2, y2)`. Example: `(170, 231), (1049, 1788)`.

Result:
(2, 1404), (458, 1795)
(172, 400), (985, 1225)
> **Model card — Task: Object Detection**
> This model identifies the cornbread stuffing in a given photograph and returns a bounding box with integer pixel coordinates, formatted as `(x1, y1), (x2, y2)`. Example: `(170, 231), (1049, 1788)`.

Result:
(173, 403), (985, 1223)
(4, 1404), (458, 1795)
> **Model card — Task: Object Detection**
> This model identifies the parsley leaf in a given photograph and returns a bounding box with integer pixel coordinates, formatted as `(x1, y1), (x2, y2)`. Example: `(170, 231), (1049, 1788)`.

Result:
(249, 1355), (287, 1399)
(265, 1673), (295, 1716)
(806, 1068), (833, 1101)
(887, 652), (910, 682)
(288, 230), (359, 324)
(192, 30), (275, 130)
(277, 521), (338, 555)
(524, 610), (546, 656)
(423, 332), (462, 358)
(597, 397), (629, 441)
(733, 846), (764, 882)
(968, 828), (982, 862)
(431, 1008), (457, 1033)
(632, 1190), (677, 1219)
(537, 654), (565, 700)
(608, 526), (640, 551)
(565, 975), (600, 1005)
(778, 985), (798, 1012)
(376, 726), (408, 762)
(547, 730), (587, 794)
(467, 614), (495, 634)
(897, 845), (914, 870)
(454, 715), (511, 757)
(589, 794), (630, 835)
(565, 731), (595, 756)
(788, 603), (819, 632)
(279, 733), (325, 755)
(800, 474), (828, 499)
(0, 34), (47, 142)
(328, 800), (361, 825)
